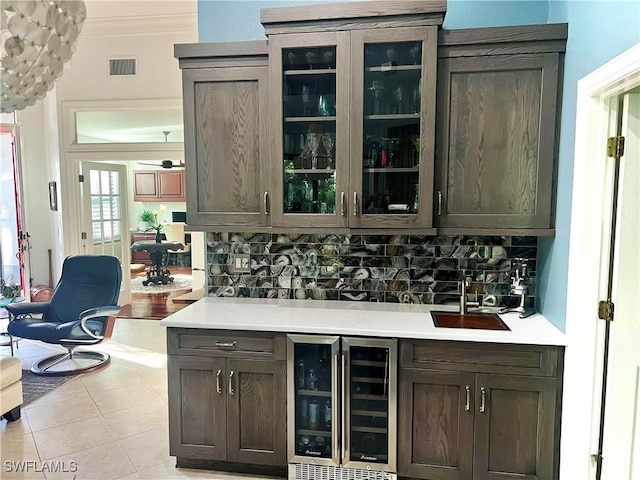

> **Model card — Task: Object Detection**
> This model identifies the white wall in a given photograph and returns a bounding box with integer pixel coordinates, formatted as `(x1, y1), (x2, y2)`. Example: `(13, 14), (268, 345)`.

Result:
(11, 1), (198, 279)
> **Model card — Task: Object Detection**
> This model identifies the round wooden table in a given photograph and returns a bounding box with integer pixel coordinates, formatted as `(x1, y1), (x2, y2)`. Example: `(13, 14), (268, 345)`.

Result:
(131, 240), (184, 286)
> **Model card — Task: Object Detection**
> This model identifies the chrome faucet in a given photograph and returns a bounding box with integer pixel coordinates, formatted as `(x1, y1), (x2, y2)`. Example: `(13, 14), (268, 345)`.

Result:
(460, 277), (480, 315)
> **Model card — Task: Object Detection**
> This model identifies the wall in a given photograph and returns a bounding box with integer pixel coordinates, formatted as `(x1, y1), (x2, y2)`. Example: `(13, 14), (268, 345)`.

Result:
(206, 233), (536, 309)
(11, 1), (198, 281)
(538, 0), (640, 330)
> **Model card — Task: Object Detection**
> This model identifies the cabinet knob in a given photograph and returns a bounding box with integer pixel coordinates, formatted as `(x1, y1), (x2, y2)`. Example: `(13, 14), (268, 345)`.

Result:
(264, 192), (269, 215)
(437, 191), (443, 216)
(479, 386), (486, 413)
(353, 192), (358, 217)
(340, 192), (346, 216)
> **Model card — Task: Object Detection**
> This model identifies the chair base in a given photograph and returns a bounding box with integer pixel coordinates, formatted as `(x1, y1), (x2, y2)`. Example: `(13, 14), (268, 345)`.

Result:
(31, 349), (111, 376)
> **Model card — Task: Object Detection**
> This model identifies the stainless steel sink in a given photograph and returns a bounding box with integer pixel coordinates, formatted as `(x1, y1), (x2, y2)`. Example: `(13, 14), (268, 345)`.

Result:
(431, 311), (510, 331)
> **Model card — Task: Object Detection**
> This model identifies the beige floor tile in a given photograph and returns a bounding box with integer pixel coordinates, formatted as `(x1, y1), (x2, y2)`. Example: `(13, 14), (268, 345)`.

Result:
(0, 432), (45, 480)
(0, 409), (32, 438)
(32, 415), (116, 461)
(138, 460), (278, 479)
(26, 394), (101, 432)
(119, 426), (170, 471)
(91, 382), (163, 415)
(24, 378), (89, 409)
(115, 473), (142, 479)
(80, 367), (145, 396)
(103, 400), (168, 439)
(43, 440), (137, 480)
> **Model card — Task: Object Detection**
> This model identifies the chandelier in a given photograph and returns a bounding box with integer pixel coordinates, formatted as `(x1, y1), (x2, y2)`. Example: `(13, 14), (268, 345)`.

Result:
(1, 1), (86, 114)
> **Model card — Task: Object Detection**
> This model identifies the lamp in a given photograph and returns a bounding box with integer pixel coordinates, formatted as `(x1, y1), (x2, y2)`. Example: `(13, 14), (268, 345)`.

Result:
(1, 1), (86, 114)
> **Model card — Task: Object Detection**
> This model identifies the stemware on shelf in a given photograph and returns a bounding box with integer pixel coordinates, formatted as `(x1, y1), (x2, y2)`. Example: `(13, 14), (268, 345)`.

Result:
(369, 80), (385, 115)
(322, 133), (335, 169)
(306, 133), (321, 169)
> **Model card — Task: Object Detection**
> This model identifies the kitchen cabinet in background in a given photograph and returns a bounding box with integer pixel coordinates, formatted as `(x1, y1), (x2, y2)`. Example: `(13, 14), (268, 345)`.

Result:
(434, 24), (567, 234)
(175, 42), (270, 230)
(167, 329), (287, 473)
(133, 170), (185, 202)
(398, 340), (563, 480)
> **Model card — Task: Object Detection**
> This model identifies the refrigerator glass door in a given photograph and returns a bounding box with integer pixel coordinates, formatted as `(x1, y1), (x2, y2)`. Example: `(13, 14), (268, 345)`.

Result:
(343, 337), (398, 472)
(287, 335), (340, 466)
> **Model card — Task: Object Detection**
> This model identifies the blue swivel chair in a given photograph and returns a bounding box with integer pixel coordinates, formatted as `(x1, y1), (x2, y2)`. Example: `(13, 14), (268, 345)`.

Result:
(6, 255), (122, 376)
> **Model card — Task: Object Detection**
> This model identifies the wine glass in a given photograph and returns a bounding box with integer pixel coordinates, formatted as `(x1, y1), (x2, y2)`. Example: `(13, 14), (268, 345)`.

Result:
(410, 135), (420, 166)
(317, 94), (330, 116)
(301, 84), (313, 116)
(391, 85), (404, 114)
(321, 49), (335, 69)
(322, 133), (336, 169)
(409, 43), (421, 65)
(304, 49), (316, 69)
(306, 133), (321, 169)
(368, 80), (385, 115)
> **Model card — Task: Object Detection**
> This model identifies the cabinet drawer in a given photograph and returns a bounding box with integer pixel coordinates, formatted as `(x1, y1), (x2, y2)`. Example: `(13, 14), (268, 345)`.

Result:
(168, 328), (286, 360)
(400, 339), (562, 377)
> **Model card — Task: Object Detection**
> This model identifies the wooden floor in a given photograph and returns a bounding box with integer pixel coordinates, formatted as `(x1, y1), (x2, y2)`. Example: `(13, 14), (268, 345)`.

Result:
(118, 266), (193, 320)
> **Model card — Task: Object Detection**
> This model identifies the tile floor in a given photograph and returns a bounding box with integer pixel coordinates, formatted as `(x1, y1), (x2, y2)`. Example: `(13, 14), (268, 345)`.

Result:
(1, 319), (280, 480)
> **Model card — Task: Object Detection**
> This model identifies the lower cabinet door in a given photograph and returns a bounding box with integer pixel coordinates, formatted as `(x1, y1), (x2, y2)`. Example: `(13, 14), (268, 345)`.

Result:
(226, 358), (287, 466)
(473, 374), (557, 480)
(398, 368), (475, 479)
(168, 356), (227, 460)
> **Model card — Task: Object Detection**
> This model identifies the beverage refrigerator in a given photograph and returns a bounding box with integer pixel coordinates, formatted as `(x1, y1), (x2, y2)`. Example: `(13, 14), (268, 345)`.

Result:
(286, 334), (398, 480)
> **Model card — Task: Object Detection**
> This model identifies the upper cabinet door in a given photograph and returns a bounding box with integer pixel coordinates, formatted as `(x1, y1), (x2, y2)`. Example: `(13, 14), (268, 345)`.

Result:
(158, 171), (185, 201)
(269, 32), (351, 228)
(435, 53), (560, 230)
(182, 64), (270, 228)
(349, 27), (437, 230)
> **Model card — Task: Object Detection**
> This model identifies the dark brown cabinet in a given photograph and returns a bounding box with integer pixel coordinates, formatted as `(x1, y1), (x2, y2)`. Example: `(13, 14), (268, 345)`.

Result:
(133, 170), (185, 202)
(175, 42), (270, 229)
(398, 340), (563, 480)
(167, 329), (287, 473)
(434, 25), (567, 233)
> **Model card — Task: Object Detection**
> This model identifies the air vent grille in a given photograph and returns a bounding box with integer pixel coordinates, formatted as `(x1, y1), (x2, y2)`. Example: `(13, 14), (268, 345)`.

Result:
(290, 464), (396, 480)
(109, 58), (136, 76)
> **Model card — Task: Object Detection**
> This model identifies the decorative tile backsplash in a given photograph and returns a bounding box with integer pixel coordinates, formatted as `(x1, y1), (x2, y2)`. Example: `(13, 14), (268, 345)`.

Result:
(205, 233), (537, 308)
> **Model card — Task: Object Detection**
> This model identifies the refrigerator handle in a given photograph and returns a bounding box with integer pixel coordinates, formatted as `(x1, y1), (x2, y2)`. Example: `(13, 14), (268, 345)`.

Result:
(341, 353), (346, 462)
(332, 352), (340, 465)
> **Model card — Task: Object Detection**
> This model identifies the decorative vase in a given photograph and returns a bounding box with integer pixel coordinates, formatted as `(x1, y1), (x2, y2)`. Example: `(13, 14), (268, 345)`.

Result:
(155, 231), (162, 243)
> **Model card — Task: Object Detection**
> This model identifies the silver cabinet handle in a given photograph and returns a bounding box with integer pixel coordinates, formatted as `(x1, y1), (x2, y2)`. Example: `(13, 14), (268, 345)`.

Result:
(437, 191), (442, 216)
(264, 192), (269, 215)
(216, 369), (222, 394)
(479, 386), (486, 413)
(215, 341), (237, 348)
(229, 371), (235, 395)
(340, 192), (346, 216)
(465, 385), (470, 411)
(353, 192), (358, 217)
(332, 353), (339, 464)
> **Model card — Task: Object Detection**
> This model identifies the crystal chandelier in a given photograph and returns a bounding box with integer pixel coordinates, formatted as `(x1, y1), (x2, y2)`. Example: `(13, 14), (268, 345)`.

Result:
(1, 1), (86, 114)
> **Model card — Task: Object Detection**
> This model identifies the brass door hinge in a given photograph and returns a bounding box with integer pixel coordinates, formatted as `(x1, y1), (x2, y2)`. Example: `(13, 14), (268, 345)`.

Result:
(598, 300), (614, 322)
(607, 136), (625, 158)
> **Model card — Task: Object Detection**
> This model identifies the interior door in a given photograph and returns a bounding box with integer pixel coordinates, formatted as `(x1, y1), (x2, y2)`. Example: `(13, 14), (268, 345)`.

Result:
(81, 162), (130, 305)
(0, 125), (30, 302)
(601, 92), (640, 480)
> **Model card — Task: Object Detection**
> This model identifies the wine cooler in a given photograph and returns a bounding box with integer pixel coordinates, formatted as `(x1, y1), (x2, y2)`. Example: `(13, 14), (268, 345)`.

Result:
(287, 335), (398, 480)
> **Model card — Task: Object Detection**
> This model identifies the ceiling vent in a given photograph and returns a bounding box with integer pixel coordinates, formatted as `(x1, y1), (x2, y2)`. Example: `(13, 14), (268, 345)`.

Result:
(109, 58), (137, 76)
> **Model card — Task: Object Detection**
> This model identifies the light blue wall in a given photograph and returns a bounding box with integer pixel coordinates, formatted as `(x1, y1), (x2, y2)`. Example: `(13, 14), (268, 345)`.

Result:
(538, 1), (639, 330)
(196, 0), (640, 332)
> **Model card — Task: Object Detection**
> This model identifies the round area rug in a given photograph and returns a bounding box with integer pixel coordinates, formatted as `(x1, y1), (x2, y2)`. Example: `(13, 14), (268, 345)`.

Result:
(131, 274), (192, 293)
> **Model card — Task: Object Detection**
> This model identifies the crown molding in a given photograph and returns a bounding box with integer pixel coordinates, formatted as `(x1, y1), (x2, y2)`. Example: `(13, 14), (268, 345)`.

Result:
(82, 13), (197, 37)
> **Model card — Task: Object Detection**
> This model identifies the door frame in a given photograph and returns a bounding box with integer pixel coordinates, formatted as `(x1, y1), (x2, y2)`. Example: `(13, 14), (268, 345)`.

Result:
(562, 42), (640, 480)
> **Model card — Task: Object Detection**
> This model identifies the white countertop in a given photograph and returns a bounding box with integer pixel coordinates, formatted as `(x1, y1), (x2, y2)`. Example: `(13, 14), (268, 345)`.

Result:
(160, 297), (566, 346)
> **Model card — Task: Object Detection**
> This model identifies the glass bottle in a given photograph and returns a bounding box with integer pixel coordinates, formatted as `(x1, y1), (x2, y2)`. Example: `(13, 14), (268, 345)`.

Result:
(307, 368), (318, 390)
(308, 399), (319, 429)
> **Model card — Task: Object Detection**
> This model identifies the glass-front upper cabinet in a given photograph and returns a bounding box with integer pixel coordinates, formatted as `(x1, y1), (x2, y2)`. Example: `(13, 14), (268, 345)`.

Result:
(349, 27), (437, 229)
(270, 32), (351, 228)
(269, 27), (437, 230)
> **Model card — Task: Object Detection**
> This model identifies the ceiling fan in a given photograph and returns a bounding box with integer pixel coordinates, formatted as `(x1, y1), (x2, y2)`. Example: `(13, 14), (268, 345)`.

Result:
(136, 131), (185, 168)
(137, 160), (185, 169)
